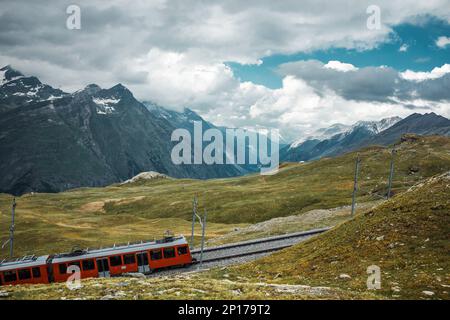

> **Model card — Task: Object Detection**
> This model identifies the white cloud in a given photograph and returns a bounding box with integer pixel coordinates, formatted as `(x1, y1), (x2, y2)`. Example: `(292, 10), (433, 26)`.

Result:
(436, 36), (450, 48)
(400, 64), (450, 81)
(200, 60), (450, 141)
(125, 48), (239, 111)
(399, 44), (409, 52)
(324, 60), (358, 72)
(1, 1), (450, 142)
(228, 75), (436, 141)
(1, 0), (450, 93)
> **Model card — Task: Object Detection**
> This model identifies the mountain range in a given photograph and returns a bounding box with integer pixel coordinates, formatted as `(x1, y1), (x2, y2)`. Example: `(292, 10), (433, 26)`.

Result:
(1, 65), (449, 195)
(0, 66), (244, 195)
(281, 113), (450, 162)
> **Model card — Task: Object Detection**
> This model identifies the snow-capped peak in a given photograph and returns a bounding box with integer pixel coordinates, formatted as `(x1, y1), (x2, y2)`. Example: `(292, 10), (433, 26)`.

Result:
(0, 65), (25, 86)
(289, 117), (402, 149)
(352, 116), (402, 134)
(290, 123), (350, 148)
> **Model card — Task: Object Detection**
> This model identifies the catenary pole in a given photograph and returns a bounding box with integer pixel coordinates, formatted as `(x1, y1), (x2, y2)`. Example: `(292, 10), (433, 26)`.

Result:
(190, 196), (197, 249)
(351, 155), (361, 217)
(387, 149), (396, 199)
(199, 209), (207, 269)
(9, 197), (16, 258)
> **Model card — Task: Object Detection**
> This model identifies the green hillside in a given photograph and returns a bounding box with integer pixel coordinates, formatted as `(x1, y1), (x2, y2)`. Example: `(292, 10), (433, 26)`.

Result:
(3, 171), (448, 300)
(0, 134), (449, 258)
(231, 171), (450, 299)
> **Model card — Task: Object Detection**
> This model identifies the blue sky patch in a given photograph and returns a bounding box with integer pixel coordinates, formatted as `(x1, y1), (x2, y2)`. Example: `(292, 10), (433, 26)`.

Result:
(227, 15), (450, 89)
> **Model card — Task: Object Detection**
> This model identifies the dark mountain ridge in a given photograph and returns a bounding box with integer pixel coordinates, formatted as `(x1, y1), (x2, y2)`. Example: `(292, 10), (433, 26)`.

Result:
(282, 112), (450, 162)
(0, 66), (244, 195)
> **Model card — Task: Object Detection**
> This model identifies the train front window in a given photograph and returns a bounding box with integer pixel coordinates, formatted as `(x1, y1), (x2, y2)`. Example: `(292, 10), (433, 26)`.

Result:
(109, 255), (122, 267)
(3, 270), (17, 282)
(177, 246), (188, 255)
(32, 267), (41, 278)
(123, 254), (136, 264)
(163, 247), (176, 259)
(82, 259), (95, 271)
(150, 249), (162, 260)
(58, 263), (67, 274)
(18, 268), (32, 280)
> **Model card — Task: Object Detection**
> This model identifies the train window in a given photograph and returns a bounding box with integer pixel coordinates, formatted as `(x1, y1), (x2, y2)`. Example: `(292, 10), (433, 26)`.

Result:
(58, 263), (67, 274)
(82, 259), (95, 271)
(3, 270), (17, 282)
(109, 255), (122, 267)
(177, 246), (188, 255)
(123, 254), (136, 264)
(163, 247), (176, 259)
(18, 268), (32, 280)
(150, 249), (162, 260)
(32, 267), (41, 278)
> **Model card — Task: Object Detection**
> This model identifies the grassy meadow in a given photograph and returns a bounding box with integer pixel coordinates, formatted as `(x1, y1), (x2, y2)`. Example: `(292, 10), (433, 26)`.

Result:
(0, 134), (449, 258)
(2, 171), (448, 299)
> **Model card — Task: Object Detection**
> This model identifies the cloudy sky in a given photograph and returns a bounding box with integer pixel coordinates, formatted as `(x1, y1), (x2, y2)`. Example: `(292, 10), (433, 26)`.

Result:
(1, 0), (450, 141)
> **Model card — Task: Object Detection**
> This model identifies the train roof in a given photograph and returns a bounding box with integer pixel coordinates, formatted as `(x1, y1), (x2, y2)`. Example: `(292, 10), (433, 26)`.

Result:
(0, 235), (188, 271)
(51, 235), (188, 264)
(0, 255), (49, 272)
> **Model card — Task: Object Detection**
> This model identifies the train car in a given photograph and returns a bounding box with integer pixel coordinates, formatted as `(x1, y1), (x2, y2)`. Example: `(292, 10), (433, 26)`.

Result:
(0, 235), (193, 286)
(0, 255), (50, 286)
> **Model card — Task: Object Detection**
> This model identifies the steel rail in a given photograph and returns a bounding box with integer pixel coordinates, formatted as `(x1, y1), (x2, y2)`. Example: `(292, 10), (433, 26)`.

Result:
(190, 227), (330, 255)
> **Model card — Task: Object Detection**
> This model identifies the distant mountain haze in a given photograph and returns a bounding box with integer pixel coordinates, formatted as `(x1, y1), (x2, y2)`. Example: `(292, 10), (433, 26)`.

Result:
(282, 113), (450, 162)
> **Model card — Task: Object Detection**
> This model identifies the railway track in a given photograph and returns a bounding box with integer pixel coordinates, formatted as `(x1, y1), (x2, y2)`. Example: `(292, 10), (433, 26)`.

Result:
(190, 227), (330, 265)
(146, 227), (330, 277)
(191, 228), (330, 263)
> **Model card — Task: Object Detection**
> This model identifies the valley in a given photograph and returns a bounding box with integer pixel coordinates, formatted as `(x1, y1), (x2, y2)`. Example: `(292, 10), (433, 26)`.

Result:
(1, 135), (449, 260)
(1, 168), (448, 299)
(1, 1), (450, 304)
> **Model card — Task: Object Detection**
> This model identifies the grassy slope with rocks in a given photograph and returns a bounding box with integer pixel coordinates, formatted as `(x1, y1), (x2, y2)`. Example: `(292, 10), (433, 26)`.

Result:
(0, 272), (377, 300)
(3, 173), (447, 300)
(227, 171), (450, 300)
(208, 201), (383, 245)
(0, 135), (449, 258)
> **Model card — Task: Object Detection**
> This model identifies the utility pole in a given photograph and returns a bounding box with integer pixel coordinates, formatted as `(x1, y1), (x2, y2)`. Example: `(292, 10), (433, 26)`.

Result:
(9, 197), (16, 258)
(351, 155), (361, 217)
(189, 197), (207, 269)
(387, 149), (396, 199)
(190, 196), (198, 249)
(199, 209), (207, 269)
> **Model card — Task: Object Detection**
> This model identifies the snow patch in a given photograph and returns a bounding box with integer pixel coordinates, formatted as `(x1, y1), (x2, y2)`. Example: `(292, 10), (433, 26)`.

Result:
(93, 97), (121, 106)
(46, 94), (64, 101)
(0, 70), (6, 86)
(93, 97), (120, 115)
(0, 69), (25, 86)
(96, 106), (116, 115)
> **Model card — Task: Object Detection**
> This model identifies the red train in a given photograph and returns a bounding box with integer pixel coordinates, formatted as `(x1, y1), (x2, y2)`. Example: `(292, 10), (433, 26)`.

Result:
(0, 235), (193, 286)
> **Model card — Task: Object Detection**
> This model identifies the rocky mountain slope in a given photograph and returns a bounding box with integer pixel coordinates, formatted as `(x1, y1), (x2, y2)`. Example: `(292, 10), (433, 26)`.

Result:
(0, 66), (244, 195)
(282, 113), (450, 162)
